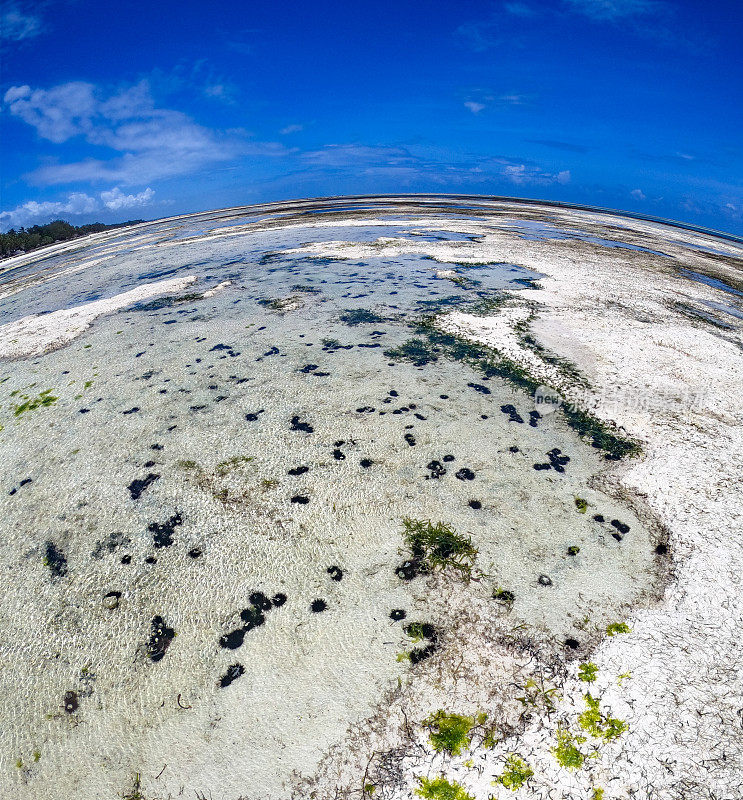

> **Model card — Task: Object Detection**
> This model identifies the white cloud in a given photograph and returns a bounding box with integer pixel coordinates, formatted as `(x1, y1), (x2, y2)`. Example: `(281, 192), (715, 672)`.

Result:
(500, 161), (571, 185)
(4, 82), (98, 143)
(0, 193), (97, 229)
(0, 186), (155, 230)
(1, 2), (41, 43)
(464, 101), (486, 114)
(100, 187), (155, 211)
(631, 188), (646, 200)
(280, 123), (304, 135)
(4, 79), (286, 186)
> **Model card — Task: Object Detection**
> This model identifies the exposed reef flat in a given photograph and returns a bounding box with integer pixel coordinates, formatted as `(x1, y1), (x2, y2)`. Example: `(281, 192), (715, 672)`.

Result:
(0, 196), (741, 800)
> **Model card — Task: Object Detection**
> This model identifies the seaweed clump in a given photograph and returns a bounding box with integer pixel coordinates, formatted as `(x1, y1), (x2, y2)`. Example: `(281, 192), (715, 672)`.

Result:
(494, 754), (534, 790)
(339, 308), (386, 326)
(423, 710), (483, 756)
(14, 389), (58, 417)
(397, 517), (477, 581)
(401, 621), (439, 664)
(415, 776), (474, 800)
(552, 727), (587, 769)
(578, 694), (628, 741)
(43, 541), (67, 578)
(399, 319), (641, 461)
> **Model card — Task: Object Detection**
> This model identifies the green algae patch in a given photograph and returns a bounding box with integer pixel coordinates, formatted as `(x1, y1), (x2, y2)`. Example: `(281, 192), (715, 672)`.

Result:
(13, 389), (58, 417)
(339, 308), (386, 326)
(128, 293), (203, 312)
(395, 318), (642, 461)
(385, 337), (439, 366)
(494, 754), (534, 791)
(578, 694), (628, 742)
(402, 517), (477, 579)
(216, 455), (253, 476)
(552, 726), (587, 769)
(516, 677), (560, 713)
(578, 662), (599, 683)
(574, 497), (588, 513)
(423, 710), (483, 756)
(416, 776), (474, 800)
(606, 621), (631, 636)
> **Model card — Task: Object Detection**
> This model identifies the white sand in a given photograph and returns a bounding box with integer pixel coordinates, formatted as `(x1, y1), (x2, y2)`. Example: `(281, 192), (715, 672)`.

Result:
(0, 276), (198, 359)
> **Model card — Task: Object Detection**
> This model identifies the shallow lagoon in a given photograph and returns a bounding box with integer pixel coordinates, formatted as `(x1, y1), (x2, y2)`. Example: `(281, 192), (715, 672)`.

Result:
(0, 199), (689, 798)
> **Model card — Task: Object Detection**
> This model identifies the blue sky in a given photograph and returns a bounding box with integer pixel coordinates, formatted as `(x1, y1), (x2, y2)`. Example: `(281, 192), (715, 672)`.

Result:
(1, 0), (742, 233)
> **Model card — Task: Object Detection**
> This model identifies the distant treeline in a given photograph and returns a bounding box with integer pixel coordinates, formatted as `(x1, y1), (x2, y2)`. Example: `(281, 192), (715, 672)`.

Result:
(0, 219), (145, 259)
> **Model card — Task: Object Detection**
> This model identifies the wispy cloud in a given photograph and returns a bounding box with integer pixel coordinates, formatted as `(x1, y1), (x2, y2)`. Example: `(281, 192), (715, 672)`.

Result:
(630, 188), (646, 200)
(3, 80), (287, 186)
(504, 2), (537, 16)
(564, 0), (664, 21)
(280, 123), (304, 135)
(459, 0), (673, 53)
(293, 143), (571, 189)
(464, 101), (485, 114)
(301, 144), (416, 169)
(1, 1), (41, 44)
(462, 92), (534, 114)
(0, 185), (155, 230)
(495, 159), (571, 185)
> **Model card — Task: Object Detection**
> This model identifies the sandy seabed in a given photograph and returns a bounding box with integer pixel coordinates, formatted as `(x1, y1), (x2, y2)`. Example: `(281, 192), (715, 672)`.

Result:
(0, 196), (741, 800)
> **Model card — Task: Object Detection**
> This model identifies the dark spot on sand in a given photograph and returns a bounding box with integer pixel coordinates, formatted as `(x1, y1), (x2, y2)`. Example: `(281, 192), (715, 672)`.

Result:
(147, 616), (175, 662)
(538, 574), (553, 586)
(148, 512), (183, 548)
(327, 565), (343, 581)
(291, 495), (310, 504)
(63, 690), (79, 714)
(288, 465), (309, 476)
(240, 606), (266, 629)
(468, 500), (482, 509)
(249, 592), (273, 611)
(218, 663), (245, 688)
(565, 638), (580, 650)
(390, 609), (406, 621)
(311, 599), (327, 613)
(290, 415), (314, 433)
(44, 541), (67, 578)
(219, 628), (246, 650)
(272, 593), (287, 607)
(611, 519), (630, 534)
(128, 473), (160, 500)
(455, 468), (475, 481)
